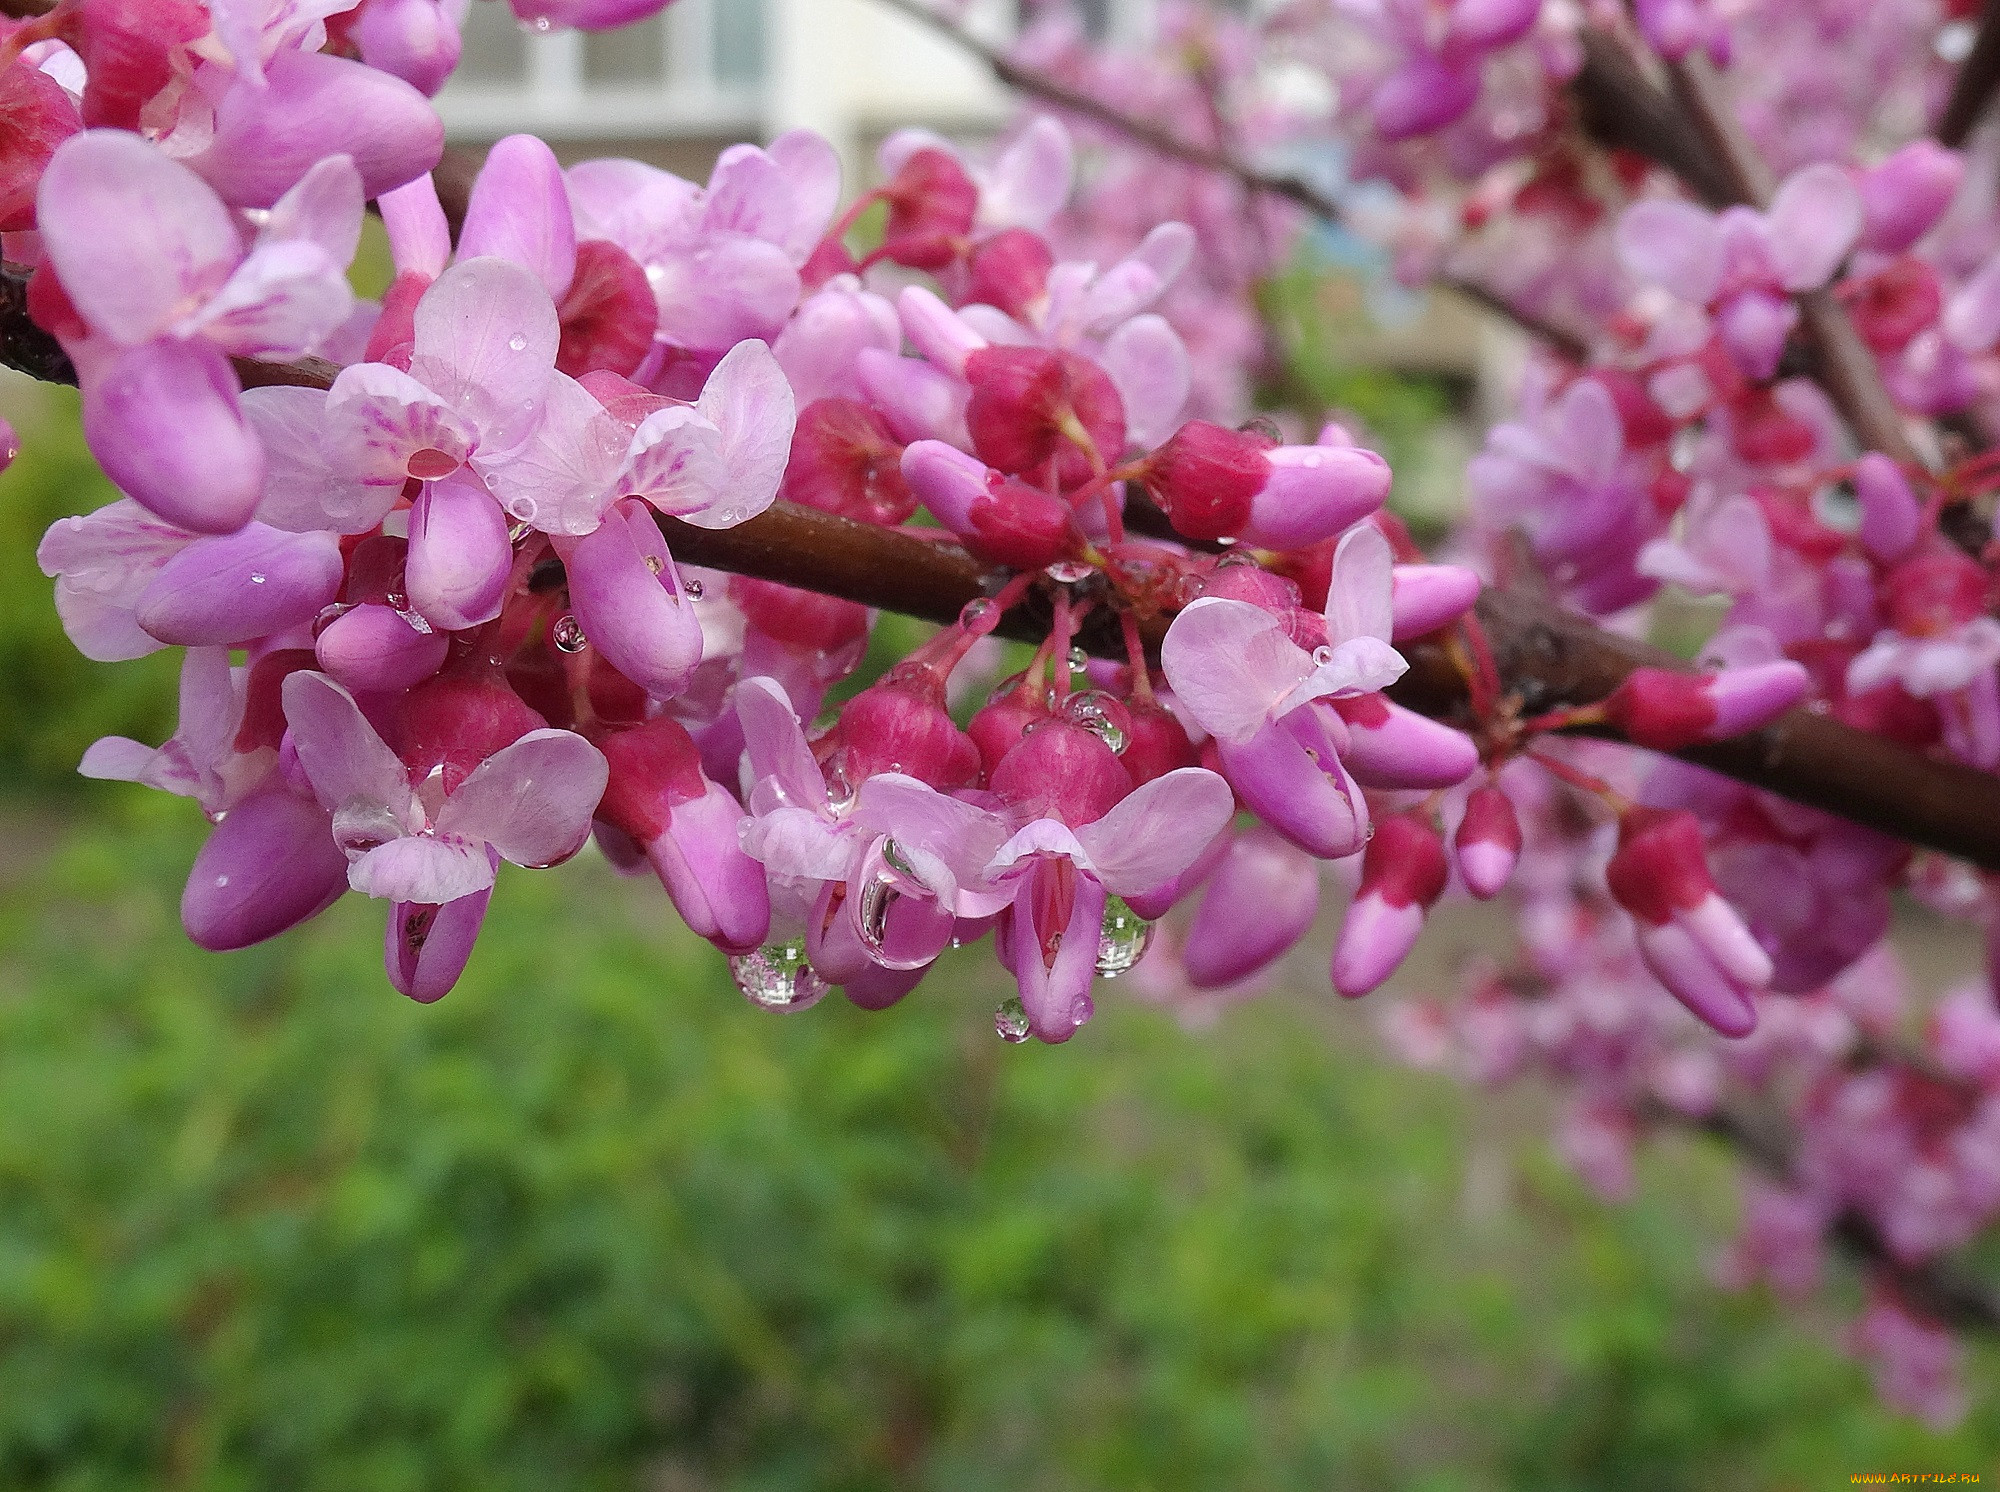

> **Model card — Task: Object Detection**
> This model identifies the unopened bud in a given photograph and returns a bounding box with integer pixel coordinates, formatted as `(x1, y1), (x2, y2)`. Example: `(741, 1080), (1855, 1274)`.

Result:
(1453, 784), (1521, 900)
(1601, 663), (1808, 750)
(1331, 813), (1449, 997)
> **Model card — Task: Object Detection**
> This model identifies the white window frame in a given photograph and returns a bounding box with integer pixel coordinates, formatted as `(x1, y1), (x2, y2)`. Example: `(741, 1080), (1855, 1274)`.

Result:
(435, 0), (766, 141)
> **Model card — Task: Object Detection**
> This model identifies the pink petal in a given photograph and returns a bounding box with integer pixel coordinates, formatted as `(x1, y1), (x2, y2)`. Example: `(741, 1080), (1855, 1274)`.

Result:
(387, 879), (493, 1004)
(458, 134), (578, 301)
(852, 771), (1010, 905)
(183, 239), (355, 359)
(618, 406), (727, 519)
(1183, 827), (1321, 989)
(242, 385), (400, 534)
(481, 369), (627, 534)
(563, 503), (705, 698)
(736, 676), (829, 811)
(316, 602), (451, 693)
(681, 338), (795, 528)
(1097, 314), (1189, 449)
(1617, 199), (1724, 303)
(37, 130), (240, 345)
(1339, 700), (1480, 789)
(650, 235), (800, 353)
(134, 523), (344, 646)
(181, 784), (348, 951)
(762, 130), (844, 261)
(37, 498), (191, 662)
(979, 117), (1073, 231)
(434, 728), (609, 867)
(1549, 378), (1624, 487)
(1324, 523), (1396, 649)
(376, 171), (451, 278)
(281, 670), (418, 815)
(1074, 766), (1237, 896)
(325, 360), (475, 485)
(406, 474), (513, 631)
(409, 256), (560, 456)
(1216, 708), (1369, 861)
(194, 49), (443, 207)
(1390, 565), (1481, 640)
(1008, 861), (1105, 1043)
(262, 151), (366, 269)
(1159, 597), (1314, 745)
(645, 778), (772, 953)
(349, 833), (497, 902)
(1763, 163), (1862, 291)
(82, 339), (265, 534)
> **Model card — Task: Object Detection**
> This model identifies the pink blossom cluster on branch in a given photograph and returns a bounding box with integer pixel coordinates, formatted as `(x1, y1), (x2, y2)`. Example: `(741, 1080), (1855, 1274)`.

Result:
(4, 0), (2000, 1427)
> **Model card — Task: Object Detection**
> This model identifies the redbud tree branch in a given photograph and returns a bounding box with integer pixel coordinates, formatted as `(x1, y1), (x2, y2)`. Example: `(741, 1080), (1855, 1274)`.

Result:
(1938, 0), (2000, 148)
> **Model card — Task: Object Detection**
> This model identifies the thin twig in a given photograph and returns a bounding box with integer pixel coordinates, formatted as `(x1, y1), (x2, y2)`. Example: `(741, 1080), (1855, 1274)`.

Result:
(1938, 0), (2000, 148)
(869, 0), (1594, 360)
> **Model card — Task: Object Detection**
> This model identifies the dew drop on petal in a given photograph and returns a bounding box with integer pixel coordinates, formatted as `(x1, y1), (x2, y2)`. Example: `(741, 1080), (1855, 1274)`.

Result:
(507, 334), (527, 352)
(249, 572), (267, 585)
(1067, 645), (1089, 671)
(682, 576), (704, 599)
(959, 597), (996, 629)
(995, 995), (1031, 1043)
(1313, 645), (1335, 666)
(1045, 559), (1095, 584)
(729, 939), (829, 1012)
(551, 614), (588, 653)
(1095, 895), (1153, 978)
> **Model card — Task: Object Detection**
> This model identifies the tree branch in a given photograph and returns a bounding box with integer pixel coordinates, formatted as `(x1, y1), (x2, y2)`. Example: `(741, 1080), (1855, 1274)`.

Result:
(1938, 0), (2000, 148)
(868, 0), (1594, 362)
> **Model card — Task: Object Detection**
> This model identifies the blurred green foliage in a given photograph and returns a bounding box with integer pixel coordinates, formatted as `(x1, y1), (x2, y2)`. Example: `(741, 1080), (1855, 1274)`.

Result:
(0, 802), (1994, 1491)
(0, 382), (179, 798)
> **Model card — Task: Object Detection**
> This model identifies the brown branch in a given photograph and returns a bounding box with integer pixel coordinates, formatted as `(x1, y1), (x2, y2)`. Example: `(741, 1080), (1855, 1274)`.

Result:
(1938, 0), (2000, 148)
(1571, 28), (1735, 208)
(1691, 1103), (2000, 1334)
(0, 0), (54, 16)
(7, 267), (2000, 868)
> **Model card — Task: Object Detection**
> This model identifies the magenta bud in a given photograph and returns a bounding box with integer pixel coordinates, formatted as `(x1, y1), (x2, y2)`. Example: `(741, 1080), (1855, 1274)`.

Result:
(84, 338), (265, 535)
(135, 523), (344, 646)
(1855, 452), (1922, 563)
(181, 785), (349, 951)
(1372, 53), (1481, 141)
(1237, 445), (1392, 551)
(406, 475), (512, 631)
(645, 779), (772, 953)
(1448, 0), (1540, 48)
(387, 882), (492, 1003)
(316, 601), (451, 693)
(1142, 420), (1267, 542)
(352, 0), (464, 96)
(1331, 813), (1449, 997)
(900, 439), (988, 530)
(833, 674), (982, 789)
(564, 504), (705, 700)
(1857, 141), (1963, 255)
(1704, 661), (1811, 737)
(1334, 694), (1480, 789)
(990, 719), (1132, 827)
(1453, 784), (1521, 900)
(897, 285), (986, 375)
(1390, 564), (1481, 640)
(843, 959), (930, 1011)
(1183, 827), (1320, 988)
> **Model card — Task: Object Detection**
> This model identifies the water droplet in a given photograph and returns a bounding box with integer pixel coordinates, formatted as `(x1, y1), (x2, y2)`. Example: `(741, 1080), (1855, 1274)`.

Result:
(384, 591), (409, 612)
(825, 756), (858, 813)
(882, 838), (916, 876)
(729, 939), (829, 1012)
(1313, 645), (1335, 666)
(959, 597), (996, 629)
(995, 995), (1031, 1043)
(248, 572), (267, 584)
(214, 874), (229, 889)
(508, 521), (534, 544)
(507, 496), (539, 522)
(644, 554), (666, 575)
(1045, 559), (1095, 584)
(1095, 896), (1154, 978)
(1071, 992), (1095, 1028)
(1064, 690), (1129, 754)
(1067, 646), (1089, 671)
(682, 577), (704, 599)
(857, 875), (899, 954)
(507, 334), (527, 352)
(551, 614), (588, 653)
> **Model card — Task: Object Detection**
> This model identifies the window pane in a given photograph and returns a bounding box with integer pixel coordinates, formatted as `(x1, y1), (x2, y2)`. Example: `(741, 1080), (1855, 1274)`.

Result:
(583, 9), (668, 85)
(715, 0), (766, 86)
(456, 1), (527, 83)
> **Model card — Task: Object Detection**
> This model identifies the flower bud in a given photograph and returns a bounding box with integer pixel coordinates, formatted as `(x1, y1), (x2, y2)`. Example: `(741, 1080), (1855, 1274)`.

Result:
(878, 146), (978, 270)
(398, 669), (545, 792)
(557, 239), (657, 378)
(900, 439), (1084, 571)
(783, 397), (916, 524)
(1390, 564), (1481, 640)
(1604, 806), (1770, 1036)
(1214, 703), (1369, 861)
(1453, 784), (1521, 899)
(1600, 663), (1809, 750)
(316, 602), (450, 693)
(1857, 141), (1963, 255)
(135, 523), (344, 646)
(181, 784), (349, 951)
(964, 345), (1126, 488)
(1333, 694), (1480, 789)
(1183, 826), (1320, 989)
(1855, 453), (1922, 564)
(964, 227), (1054, 318)
(826, 670), (981, 790)
(406, 474), (512, 631)
(563, 501), (705, 700)
(990, 718), (1132, 826)
(1331, 813), (1449, 997)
